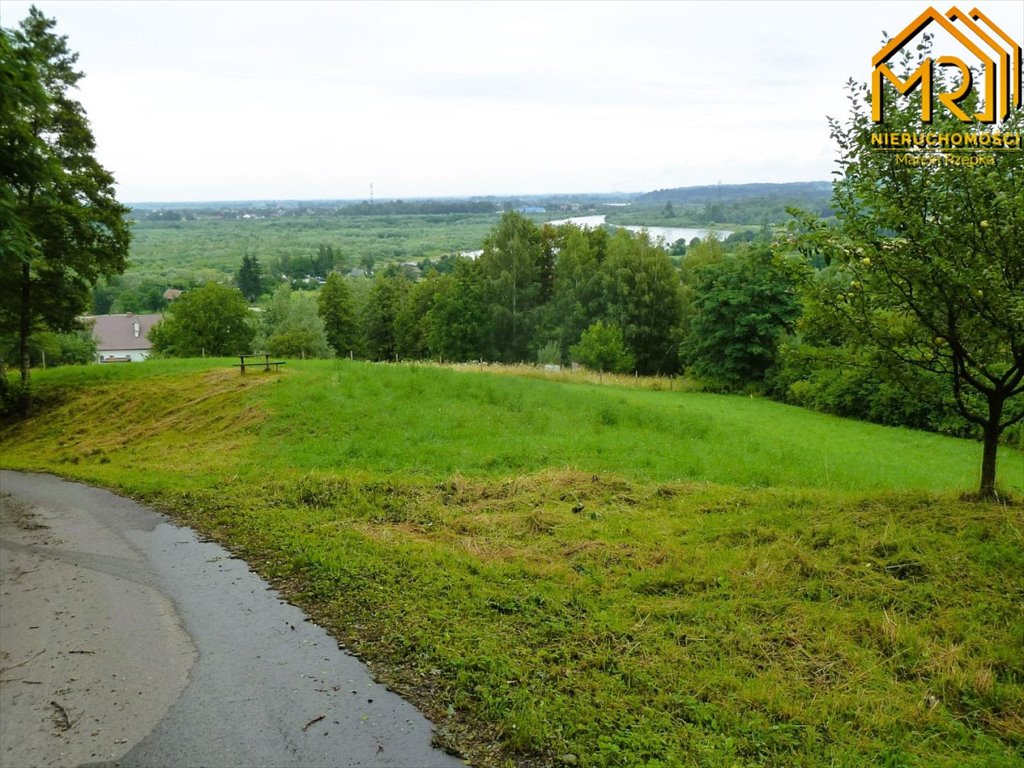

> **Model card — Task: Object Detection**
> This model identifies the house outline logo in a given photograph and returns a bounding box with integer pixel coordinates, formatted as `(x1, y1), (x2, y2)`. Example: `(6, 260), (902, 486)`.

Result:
(871, 5), (1022, 124)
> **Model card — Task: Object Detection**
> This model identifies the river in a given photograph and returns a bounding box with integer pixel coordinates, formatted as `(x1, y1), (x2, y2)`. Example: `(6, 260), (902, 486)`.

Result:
(548, 214), (731, 244)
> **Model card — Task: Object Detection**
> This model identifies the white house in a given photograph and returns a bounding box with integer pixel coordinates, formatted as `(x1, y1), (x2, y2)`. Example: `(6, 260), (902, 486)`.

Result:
(83, 313), (162, 362)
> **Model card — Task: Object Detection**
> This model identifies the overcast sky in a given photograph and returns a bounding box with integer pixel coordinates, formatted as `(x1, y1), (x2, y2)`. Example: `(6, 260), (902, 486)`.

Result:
(3, 0), (1022, 202)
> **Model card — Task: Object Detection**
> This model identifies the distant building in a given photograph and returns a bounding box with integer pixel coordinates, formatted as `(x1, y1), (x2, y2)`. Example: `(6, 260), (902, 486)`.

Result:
(83, 313), (162, 363)
(517, 206), (546, 214)
(163, 288), (183, 301)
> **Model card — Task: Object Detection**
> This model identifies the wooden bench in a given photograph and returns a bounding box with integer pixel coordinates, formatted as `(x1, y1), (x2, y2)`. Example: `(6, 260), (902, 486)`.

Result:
(235, 354), (287, 373)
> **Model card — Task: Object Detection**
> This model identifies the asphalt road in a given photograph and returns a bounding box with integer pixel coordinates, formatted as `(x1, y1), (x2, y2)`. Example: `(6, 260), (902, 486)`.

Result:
(0, 470), (465, 768)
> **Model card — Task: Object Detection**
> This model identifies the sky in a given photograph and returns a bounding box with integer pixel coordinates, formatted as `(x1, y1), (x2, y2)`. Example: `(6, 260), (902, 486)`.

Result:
(3, 0), (1022, 203)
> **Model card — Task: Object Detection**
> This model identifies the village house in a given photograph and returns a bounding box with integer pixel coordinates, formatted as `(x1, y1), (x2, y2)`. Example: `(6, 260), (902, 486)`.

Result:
(83, 312), (162, 363)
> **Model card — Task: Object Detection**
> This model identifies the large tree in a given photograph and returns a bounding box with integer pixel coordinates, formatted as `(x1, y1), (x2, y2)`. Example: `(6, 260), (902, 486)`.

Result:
(537, 223), (609, 360)
(361, 272), (411, 361)
(478, 211), (546, 362)
(682, 244), (799, 390)
(795, 46), (1024, 498)
(603, 229), (683, 375)
(0, 8), (131, 402)
(425, 259), (489, 363)
(259, 284), (331, 359)
(317, 272), (358, 357)
(148, 284), (254, 358)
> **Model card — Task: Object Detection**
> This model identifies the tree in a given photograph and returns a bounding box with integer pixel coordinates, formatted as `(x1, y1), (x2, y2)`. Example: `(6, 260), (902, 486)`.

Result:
(317, 273), (358, 357)
(603, 229), (683, 375)
(395, 276), (441, 361)
(681, 244), (799, 390)
(259, 284), (331, 359)
(478, 212), (546, 362)
(0, 9), (131, 403)
(537, 223), (608, 361)
(794, 43), (1024, 498)
(0, 327), (95, 369)
(425, 259), (489, 363)
(362, 273), (410, 361)
(570, 321), (634, 375)
(149, 284), (254, 357)
(237, 252), (264, 303)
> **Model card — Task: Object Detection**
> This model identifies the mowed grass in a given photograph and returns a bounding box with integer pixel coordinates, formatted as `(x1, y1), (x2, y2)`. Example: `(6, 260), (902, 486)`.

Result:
(249, 360), (1024, 493)
(2, 359), (1023, 767)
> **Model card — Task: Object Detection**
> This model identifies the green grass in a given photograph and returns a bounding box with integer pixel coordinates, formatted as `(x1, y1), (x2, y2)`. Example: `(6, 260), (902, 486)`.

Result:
(3, 359), (1022, 767)
(251, 361), (1022, 493)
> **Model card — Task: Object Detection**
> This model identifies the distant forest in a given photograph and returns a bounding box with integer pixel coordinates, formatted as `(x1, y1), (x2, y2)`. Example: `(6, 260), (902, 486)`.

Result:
(624, 181), (834, 226)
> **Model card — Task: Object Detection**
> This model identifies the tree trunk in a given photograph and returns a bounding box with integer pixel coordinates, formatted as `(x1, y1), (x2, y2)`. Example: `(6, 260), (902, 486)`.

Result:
(18, 264), (31, 385)
(978, 395), (1003, 499)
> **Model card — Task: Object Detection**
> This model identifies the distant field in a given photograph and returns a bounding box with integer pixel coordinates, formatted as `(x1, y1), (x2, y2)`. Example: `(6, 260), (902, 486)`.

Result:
(3, 360), (1022, 767)
(127, 212), (502, 284)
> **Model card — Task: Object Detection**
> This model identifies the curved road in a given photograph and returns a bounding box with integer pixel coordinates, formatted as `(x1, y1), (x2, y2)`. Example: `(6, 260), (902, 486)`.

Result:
(0, 471), (464, 768)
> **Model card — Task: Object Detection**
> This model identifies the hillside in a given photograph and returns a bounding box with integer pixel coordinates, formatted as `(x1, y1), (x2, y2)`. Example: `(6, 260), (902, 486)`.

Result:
(639, 181), (832, 205)
(2, 360), (1022, 767)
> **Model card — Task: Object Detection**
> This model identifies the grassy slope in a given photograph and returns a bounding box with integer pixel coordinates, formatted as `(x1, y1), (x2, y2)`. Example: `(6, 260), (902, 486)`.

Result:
(3, 359), (1022, 768)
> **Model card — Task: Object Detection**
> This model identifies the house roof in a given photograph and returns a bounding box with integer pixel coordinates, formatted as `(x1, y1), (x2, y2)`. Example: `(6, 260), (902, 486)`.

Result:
(163, 288), (183, 301)
(84, 313), (163, 352)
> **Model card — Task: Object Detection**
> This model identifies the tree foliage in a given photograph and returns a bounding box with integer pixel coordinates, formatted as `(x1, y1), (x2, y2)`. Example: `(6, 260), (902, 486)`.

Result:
(570, 321), (634, 374)
(793, 42), (1024, 497)
(682, 245), (799, 390)
(425, 260), (489, 362)
(259, 284), (331, 359)
(237, 252), (264, 303)
(478, 212), (547, 362)
(361, 273), (411, 361)
(0, 9), (131, 401)
(603, 229), (683, 375)
(317, 272), (358, 357)
(149, 284), (254, 358)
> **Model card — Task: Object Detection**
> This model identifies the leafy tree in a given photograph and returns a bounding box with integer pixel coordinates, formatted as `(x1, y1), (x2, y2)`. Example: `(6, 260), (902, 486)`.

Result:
(538, 224), (608, 360)
(362, 273), (410, 361)
(395, 276), (441, 361)
(259, 284), (331, 359)
(149, 284), (254, 357)
(603, 229), (683, 375)
(794, 43), (1024, 498)
(110, 277), (168, 313)
(317, 273), (358, 357)
(478, 212), (546, 362)
(426, 259), (489, 362)
(90, 278), (119, 314)
(570, 321), (634, 375)
(682, 244), (799, 390)
(0, 327), (95, 368)
(0, 9), (131, 402)
(237, 252), (264, 302)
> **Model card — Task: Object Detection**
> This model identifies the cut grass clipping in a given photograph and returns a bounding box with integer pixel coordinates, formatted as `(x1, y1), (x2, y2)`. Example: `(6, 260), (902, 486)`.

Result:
(3, 358), (1022, 767)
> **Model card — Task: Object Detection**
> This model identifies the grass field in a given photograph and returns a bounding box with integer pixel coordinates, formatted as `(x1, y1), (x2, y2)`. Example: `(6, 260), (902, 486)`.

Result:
(127, 213), (502, 285)
(3, 359), (1022, 767)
